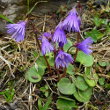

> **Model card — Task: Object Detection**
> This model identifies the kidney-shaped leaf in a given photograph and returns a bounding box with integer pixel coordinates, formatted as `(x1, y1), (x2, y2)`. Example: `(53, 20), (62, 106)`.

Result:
(73, 88), (93, 102)
(25, 64), (45, 83)
(58, 78), (76, 95)
(84, 73), (98, 87)
(56, 98), (77, 110)
(76, 51), (94, 67)
(67, 64), (74, 75)
(75, 76), (88, 91)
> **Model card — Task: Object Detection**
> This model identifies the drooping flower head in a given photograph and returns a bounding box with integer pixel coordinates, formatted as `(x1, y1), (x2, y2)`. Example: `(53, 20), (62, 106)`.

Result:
(62, 7), (81, 32)
(53, 22), (67, 44)
(39, 32), (52, 41)
(41, 37), (54, 55)
(6, 21), (27, 42)
(76, 37), (93, 55)
(42, 32), (52, 39)
(55, 50), (73, 68)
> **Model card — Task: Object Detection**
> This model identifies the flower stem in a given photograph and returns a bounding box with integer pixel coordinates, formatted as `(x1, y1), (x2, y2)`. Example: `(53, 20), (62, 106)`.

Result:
(31, 23), (51, 72)
(61, 67), (67, 78)
(74, 32), (80, 62)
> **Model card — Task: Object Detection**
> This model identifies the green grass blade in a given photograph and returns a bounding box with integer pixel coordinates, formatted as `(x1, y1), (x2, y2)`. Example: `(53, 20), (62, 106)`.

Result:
(0, 14), (14, 23)
(27, 0), (30, 12)
(42, 94), (52, 110)
(26, 1), (47, 16)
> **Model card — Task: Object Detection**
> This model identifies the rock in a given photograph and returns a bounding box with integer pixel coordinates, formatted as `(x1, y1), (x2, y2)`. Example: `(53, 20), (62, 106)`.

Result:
(0, 0), (25, 35)
(0, 0), (23, 5)
(0, 20), (6, 35)
(3, 4), (24, 21)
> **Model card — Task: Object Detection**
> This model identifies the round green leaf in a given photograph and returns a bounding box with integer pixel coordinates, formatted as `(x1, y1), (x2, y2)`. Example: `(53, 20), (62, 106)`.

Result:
(98, 61), (108, 67)
(64, 39), (73, 52)
(84, 73), (98, 87)
(75, 76), (88, 91)
(48, 56), (54, 67)
(73, 88), (93, 102)
(58, 78), (76, 95)
(98, 77), (105, 86)
(25, 65), (45, 83)
(56, 98), (77, 110)
(76, 51), (94, 67)
(36, 56), (47, 68)
(67, 64), (74, 75)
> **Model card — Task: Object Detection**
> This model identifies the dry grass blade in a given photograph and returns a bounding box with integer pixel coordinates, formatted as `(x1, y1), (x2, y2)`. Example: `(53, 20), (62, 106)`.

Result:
(0, 52), (14, 77)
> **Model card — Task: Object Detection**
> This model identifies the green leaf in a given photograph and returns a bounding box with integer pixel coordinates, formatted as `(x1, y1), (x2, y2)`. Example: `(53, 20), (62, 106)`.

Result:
(45, 91), (49, 97)
(105, 83), (110, 89)
(98, 61), (108, 67)
(106, 26), (110, 35)
(38, 95), (52, 110)
(76, 51), (94, 67)
(85, 29), (104, 42)
(92, 16), (107, 27)
(0, 14), (14, 23)
(64, 39), (73, 52)
(42, 95), (52, 110)
(73, 88), (93, 102)
(38, 99), (43, 110)
(57, 78), (76, 95)
(46, 53), (54, 67)
(56, 98), (77, 110)
(84, 68), (98, 87)
(40, 85), (49, 97)
(0, 88), (15, 102)
(36, 56), (47, 68)
(93, 16), (103, 27)
(25, 64), (45, 83)
(98, 77), (105, 86)
(75, 76), (88, 91)
(67, 64), (74, 75)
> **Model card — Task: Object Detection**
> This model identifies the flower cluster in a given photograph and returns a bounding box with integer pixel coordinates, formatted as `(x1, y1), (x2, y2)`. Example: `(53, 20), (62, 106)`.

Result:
(6, 7), (93, 69)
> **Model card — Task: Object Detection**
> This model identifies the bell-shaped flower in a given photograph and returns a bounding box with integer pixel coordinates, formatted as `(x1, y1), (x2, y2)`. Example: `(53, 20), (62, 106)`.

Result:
(76, 37), (93, 55)
(55, 50), (73, 68)
(41, 37), (54, 55)
(62, 8), (81, 32)
(53, 22), (67, 44)
(6, 21), (27, 42)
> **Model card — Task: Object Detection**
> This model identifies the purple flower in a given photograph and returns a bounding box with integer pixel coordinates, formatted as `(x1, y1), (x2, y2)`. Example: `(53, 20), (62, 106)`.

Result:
(41, 37), (54, 55)
(62, 8), (81, 32)
(55, 50), (73, 68)
(6, 21), (26, 42)
(59, 42), (64, 48)
(41, 32), (52, 39)
(76, 37), (93, 55)
(53, 22), (67, 44)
